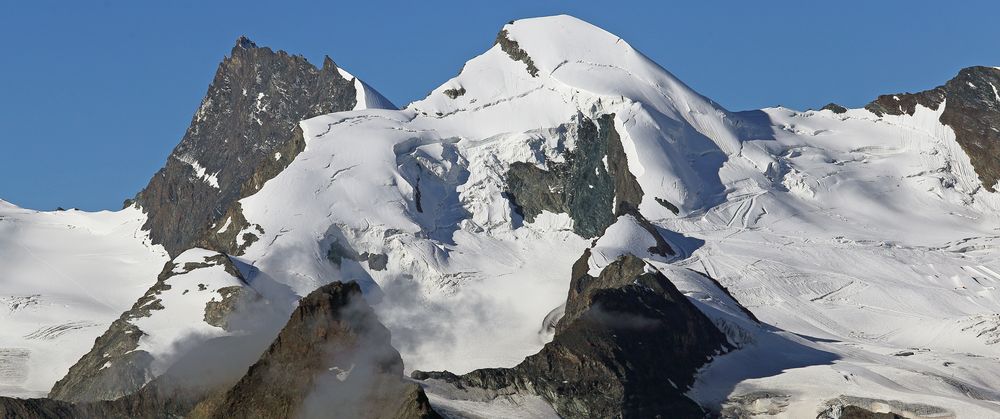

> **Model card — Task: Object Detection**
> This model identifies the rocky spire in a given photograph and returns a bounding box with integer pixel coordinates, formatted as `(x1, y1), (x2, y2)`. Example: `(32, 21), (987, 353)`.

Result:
(133, 37), (359, 256)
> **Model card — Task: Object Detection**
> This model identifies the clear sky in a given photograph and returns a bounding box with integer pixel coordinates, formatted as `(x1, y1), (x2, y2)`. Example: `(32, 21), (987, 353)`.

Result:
(2, 0), (998, 211)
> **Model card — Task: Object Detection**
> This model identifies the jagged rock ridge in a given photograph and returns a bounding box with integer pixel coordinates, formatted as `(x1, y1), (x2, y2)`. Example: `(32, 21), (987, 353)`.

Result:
(134, 37), (360, 256)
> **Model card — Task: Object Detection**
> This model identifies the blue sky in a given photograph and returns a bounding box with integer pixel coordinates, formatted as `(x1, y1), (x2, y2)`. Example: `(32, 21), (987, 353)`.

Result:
(1, 1), (997, 211)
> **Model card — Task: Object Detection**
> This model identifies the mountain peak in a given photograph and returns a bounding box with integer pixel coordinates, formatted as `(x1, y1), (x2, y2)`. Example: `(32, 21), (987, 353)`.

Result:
(496, 15), (631, 77)
(233, 35), (257, 50)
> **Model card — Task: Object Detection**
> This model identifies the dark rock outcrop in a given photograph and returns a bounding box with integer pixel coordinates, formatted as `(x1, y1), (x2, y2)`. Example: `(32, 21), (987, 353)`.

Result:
(821, 103), (848, 114)
(496, 29), (539, 77)
(189, 281), (438, 419)
(135, 37), (360, 256)
(507, 115), (639, 234)
(442, 87), (466, 99)
(865, 66), (1000, 191)
(48, 261), (176, 402)
(2, 372), (227, 419)
(414, 254), (730, 418)
(506, 113), (673, 254)
(816, 395), (950, 419)
(835, 406), (905, 419)
(506, 115), (616, 237)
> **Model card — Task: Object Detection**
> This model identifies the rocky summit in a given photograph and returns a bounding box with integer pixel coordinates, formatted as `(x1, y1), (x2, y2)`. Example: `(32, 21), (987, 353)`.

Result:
(133, 36), (367, 257)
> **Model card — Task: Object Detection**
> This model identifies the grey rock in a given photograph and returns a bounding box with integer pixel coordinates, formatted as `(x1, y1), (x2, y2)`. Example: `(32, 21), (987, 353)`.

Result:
(6, 282), (438, 419)
(507, 114), (635, 238)
(367, 253), (390, 271)
(505, 114), (674, 255)
(817, 395), (949, 419)
(821, 103), (848, 114)
(135, 37), (359, 256)
(496, 29), (539, 77)
(443, 87), (466, 99)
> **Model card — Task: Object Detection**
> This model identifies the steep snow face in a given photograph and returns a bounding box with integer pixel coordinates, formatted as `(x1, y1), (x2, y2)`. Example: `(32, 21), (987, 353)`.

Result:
(129, 249), (247, 375)
(0, 205), (167, 397)
(337, 67), (398, 111)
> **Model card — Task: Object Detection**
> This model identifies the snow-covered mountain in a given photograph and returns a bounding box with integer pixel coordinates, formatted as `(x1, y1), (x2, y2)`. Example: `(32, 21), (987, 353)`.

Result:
(0, 37), (392, 401)
(4, 14), (1000, 418)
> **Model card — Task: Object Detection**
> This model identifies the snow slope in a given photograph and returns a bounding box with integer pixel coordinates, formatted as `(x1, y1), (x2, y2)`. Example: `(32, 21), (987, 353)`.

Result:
(337, 67), (398, 111)
(677, 104), (1000, 416)
(0, 205), (167, 397)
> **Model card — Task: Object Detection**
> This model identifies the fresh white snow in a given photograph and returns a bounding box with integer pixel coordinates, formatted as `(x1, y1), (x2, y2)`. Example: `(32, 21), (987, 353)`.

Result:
(337, 67), (397, 111)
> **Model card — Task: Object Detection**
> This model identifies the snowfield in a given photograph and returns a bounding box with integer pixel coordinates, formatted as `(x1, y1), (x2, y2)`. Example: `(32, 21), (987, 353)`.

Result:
(0, 205), (167, 397)
(3, 14), (1000, 418)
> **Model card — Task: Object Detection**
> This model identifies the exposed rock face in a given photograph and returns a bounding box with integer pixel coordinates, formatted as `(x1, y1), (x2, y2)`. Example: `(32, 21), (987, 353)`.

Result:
(190, 282), (439, 419)
(134, 37), (359, 256)
(442, 87), (466, 99)
(506, 114), (673, 256)
(496, 29), (539, 77)
(865, 66), (1000, 191)
(1, 373), (224, 419)
(821, 103), (848, 114)
(507, 114), (654, 238)
(414, 254), (730, 418)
